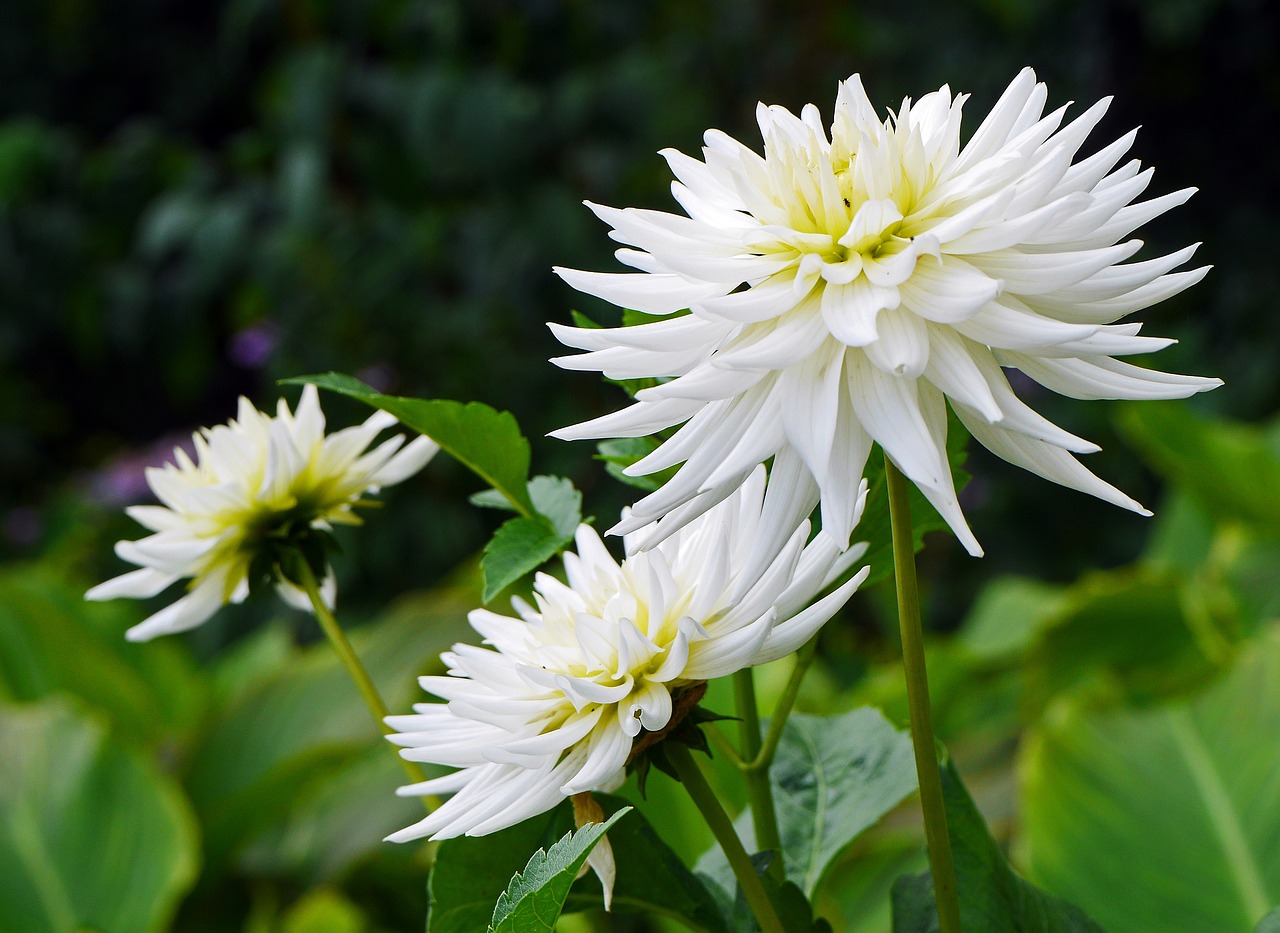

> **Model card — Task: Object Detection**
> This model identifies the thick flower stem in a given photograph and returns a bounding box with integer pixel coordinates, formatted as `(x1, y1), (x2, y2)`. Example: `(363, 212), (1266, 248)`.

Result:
(748, 636), (818, 771)
(294, 561), (439, 810)
(885, 456), (962, 933)
(667, 743), (786, 933)
(733, 669), (784, 879)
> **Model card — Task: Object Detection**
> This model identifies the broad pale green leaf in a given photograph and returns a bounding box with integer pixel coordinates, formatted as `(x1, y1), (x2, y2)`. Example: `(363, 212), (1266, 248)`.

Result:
(0, 699), (200, 933)
(1142, 489), (1217, 571)
(280, 888), (368, 933)
(488, 809), (630, 933)
(957, 576), (1070, 663)
(237, 742), (425, 884)
(481, 515), (573, 602)
(1027, 567), (1219, 707)
(0, 564), (208, 745)
(1118, 401), (1280, 532)
(891, 757), (1103, 933)
(289, 372), (537, 516)
(698, 708), (917, 898)
(1022, 634), (1280, 933)
(187, 579), (475, 870)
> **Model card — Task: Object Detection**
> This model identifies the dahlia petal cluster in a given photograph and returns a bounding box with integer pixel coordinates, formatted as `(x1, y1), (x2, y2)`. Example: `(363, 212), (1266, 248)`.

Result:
(86, 384), (438, 641)
(385, 467), (869, 845)
(551, 67), (1221, 556)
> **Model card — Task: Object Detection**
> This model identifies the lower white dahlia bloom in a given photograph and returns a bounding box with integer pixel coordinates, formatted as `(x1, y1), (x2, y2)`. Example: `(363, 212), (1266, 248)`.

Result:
(385, 467), (868, 848)
(551, 67), (1221, 556)
(86, 384), (438, 641)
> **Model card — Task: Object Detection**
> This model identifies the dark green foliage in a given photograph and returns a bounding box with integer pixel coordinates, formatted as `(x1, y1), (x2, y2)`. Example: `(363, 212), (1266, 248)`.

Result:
(890, 758), (1105, 933)
(430, 796), (730, 933)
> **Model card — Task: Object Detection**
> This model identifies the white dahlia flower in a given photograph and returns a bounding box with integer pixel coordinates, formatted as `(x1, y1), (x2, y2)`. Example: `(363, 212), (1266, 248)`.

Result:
(551, 67), (1221, 556)
(86, 384), (437, 641)
(385, 467), (869, 850)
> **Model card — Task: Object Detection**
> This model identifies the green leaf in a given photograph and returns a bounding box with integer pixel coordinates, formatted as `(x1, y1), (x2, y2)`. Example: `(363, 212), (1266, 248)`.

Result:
(280, 888), (368, 933)
(289, 372), (537, 516)
(0, 699), (200, 933)
(481, 516), (573, 603)
(471, 475), (583, 535)
(431, 799), (726, 933)
(187, 578), (476, 871)
(237, 742), (421, 884)
(1257, 908), (1280, 933)
(0, 564), (208, 746)
(1021, 634), (1280, 933)
(429, 808), (564, 933)
(698, 708), (917, 898)
(1118, 401), (1280, 532)
(1027, 566), (1220, 707)
(488, 809), (630, 933)
(595, 437), (676, 492)
(527, 475), (584, 538)
(563, 794), (730, 932)
(891, 756), (1103, 933)
(957, 576), (1070, 663)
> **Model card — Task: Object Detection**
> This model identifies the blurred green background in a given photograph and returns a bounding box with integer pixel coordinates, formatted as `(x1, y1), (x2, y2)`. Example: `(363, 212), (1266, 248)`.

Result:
(2, 1), (1278, 931)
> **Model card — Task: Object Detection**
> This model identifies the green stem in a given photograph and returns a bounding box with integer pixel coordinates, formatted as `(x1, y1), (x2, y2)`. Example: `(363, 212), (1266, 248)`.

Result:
(667, 743), (786, 933)
(746, 636), (819, 772)
(885, 456), (961, 933)
(294, 561), (439, 811)
(734, 669), (783, 878)
(707, 723), (746, 768)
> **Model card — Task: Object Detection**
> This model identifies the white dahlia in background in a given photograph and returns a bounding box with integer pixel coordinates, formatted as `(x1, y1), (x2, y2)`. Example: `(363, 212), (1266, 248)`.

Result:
(551, 67), (1221, 557)
(86, 384), (437, 641)
(384, 467), (869, 902)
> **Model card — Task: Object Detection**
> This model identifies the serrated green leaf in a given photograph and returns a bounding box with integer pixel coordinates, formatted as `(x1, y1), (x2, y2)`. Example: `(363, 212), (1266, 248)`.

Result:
(1021, 634), (1280, 933)
(431, 797), (728, 933)
(481, 516), (573, 603)
(0, 699), (200, 933)
(287, 372), (536, 516)
(698, 708), (917, 898)
(488, 809), (630, 933)
(563, 794), (730, 932)
(890, 756), (1103, 933)
(470, 476), (583, 537)
(527, 475), (583, 538)
(429, 808), (564, 933)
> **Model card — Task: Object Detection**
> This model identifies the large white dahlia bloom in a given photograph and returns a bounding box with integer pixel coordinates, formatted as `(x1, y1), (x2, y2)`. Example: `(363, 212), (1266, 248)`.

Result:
(385, 467), (868, 844)
(86, 384), (437, 641)
(551, 67), (1221, 556)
